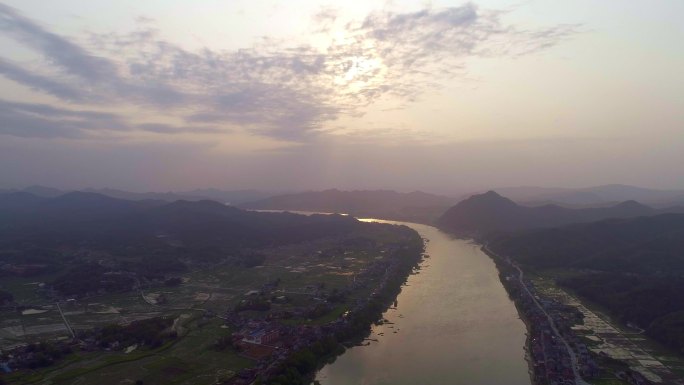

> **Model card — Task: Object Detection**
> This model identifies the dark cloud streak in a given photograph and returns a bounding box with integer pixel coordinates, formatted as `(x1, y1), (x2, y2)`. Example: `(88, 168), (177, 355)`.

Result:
(0, 98), (220, 138)
(0, 99), (123, 138)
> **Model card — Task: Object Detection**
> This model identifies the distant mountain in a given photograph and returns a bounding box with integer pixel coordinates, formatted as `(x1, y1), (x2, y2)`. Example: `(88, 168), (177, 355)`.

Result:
(476, 186), (601, 205)
(82, 187), (206, 202)
(584, 184), (684, 204)
(0, 186), (277, 204)
(179, 188), (278, 205)
(22, 185), (65, 197)
(519, 190), (609, 207)
(480, 184), (684, 207)
(33, 191), (149, 220)
(436, 190), (675, 237)
(0, 191), (46, 211)
(0, 191), (371, 300)
(0, 191), (360, 252)
(0, 191), (163, 230)
(240, 189), (459, 223)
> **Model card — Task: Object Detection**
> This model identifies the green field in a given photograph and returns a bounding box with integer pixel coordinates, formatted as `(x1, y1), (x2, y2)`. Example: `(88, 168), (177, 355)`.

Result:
(1, 224), (413, 384)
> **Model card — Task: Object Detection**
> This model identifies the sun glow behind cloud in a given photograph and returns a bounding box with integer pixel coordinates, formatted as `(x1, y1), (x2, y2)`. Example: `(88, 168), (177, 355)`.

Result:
(0, 1), (577, 145)
(1, 1), (684, 191)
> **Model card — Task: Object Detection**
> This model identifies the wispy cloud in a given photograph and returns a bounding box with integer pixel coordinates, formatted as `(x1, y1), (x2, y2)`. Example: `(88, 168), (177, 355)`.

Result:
(0, 99), (218, 138)
(0, 2), (577, 141)
(0, 99), (124, 138)
(0, 3), (117, 81)
(0, 58), (88, 102)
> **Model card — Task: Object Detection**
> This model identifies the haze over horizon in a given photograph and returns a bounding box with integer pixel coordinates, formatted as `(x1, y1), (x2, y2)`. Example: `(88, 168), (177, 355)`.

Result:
(1, 1), (683, 193)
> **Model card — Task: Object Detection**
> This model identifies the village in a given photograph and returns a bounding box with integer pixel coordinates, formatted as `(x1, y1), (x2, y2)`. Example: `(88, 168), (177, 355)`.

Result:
(492, 250), (662, 385)
(0, 225), (423, 385)
(209, 237), (422, 384)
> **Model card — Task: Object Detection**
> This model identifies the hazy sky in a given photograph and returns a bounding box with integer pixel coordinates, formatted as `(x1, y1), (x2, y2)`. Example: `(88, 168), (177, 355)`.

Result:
(1, 1), (683, 193)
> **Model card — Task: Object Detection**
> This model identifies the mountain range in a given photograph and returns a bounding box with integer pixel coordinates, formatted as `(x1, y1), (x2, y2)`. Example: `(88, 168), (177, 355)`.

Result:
(437, 190), (684, 237)
(5, 183), (684, 211)
(0, 191), (360, 255)
(474, 184), (684, 208)
(240, 189), (459, 223)
(0, 185), (278, 205)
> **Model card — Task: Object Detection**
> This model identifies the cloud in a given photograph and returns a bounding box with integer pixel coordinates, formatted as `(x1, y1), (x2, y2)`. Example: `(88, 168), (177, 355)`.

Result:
(0, 58), (88, 102)
(0, 99), (122, 138)
(135, 122), (222, 134)
(0, 3), (117, 82)
(0, 99), (219, 138)
(330, 5), (578, 100)
(0, 2), (577, 141)
(311, 6), (339, 33)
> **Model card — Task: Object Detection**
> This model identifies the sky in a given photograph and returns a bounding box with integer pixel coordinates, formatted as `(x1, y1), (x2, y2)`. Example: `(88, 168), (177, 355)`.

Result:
(0, 0), (683, 194)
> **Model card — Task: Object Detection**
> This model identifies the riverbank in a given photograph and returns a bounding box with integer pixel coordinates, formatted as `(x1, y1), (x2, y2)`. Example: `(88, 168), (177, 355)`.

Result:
(256, 230), (425, 385)
(316, 222), (529, 385)
(482, 245), (670, 385)
(481, 245), (537, 385)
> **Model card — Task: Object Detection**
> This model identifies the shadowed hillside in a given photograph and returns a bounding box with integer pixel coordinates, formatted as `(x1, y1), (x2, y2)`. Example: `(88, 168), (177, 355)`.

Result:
(437, 190), (679, 237)
(487, 213), (684, 352)
(0, 191), (364, 288)
(0, 191), (359, 251)
(488, 213), (684, 273)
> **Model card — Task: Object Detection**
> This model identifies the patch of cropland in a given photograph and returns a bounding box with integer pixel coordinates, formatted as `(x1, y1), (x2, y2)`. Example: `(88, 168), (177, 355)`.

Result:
(0, 191), (424, 385)
(488, 213), (684, 353)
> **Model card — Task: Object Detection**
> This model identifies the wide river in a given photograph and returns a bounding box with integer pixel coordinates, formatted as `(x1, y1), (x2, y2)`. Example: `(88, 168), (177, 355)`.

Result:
(315, 219), (531, 385)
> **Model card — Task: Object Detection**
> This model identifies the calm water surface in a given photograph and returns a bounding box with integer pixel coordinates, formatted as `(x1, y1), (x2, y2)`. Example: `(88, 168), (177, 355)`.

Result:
(315, 220), (530, 385)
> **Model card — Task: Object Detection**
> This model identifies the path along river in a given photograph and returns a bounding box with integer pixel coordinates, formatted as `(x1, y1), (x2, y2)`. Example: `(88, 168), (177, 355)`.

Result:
(315, 219), (531, 385)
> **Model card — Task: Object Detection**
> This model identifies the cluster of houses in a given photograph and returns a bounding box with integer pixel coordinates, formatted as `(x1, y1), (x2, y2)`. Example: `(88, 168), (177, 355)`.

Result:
(0, 339), (72, 372)
(0, 238), (417, 384)
(614, 367), (654, 385)
(501, 264), (655, 385)
(220, 313), (337, 384)
(526, 314), (600, 385)
(223, 244), (415, 384)
(520, 293), (600, 384)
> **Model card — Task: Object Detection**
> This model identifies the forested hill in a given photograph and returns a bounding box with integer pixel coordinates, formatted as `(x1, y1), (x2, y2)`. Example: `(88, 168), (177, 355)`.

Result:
(488, 213), (684, 353)
(0, 191), (360, 261)
(240, 189), (458, 224)
(0, 190), (378, 299)
(488, 213), (684, 273)
(437, 190), (682, 237)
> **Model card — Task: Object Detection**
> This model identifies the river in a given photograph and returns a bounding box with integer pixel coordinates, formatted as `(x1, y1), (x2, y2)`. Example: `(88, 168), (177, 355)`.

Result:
(315, 219), (531, 385)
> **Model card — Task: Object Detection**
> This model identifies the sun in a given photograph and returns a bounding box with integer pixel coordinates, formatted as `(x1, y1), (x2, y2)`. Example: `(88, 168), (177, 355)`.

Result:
(314, 25), (389, 98)
(333, 53), (387, 96)
(343, 56), (381, 81)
